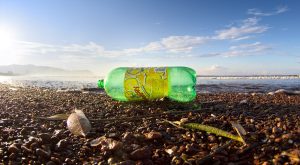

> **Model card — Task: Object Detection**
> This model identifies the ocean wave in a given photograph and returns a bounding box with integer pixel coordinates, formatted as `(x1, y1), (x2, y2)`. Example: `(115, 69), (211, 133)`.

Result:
(197, 75), (300, 80)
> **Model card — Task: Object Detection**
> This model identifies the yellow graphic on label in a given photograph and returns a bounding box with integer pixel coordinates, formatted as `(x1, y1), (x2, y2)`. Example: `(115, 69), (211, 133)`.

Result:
(124, 67), (168, 101)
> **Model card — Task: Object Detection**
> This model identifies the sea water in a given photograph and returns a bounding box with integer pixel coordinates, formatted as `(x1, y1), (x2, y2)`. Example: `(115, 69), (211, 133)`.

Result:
(0, 75), (299, 93)
(197, 76), (300, 93)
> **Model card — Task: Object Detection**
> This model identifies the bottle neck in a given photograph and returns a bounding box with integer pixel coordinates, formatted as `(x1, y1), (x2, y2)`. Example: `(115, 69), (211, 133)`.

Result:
(97, 79), (104, 88)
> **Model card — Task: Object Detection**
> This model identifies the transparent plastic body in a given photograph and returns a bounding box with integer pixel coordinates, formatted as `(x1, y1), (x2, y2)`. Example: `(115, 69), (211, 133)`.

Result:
(98, 67), (196, 102)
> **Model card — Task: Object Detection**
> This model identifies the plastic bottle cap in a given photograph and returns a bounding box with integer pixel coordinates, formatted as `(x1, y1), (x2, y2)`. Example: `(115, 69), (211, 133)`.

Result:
(97, 79), (104, 88)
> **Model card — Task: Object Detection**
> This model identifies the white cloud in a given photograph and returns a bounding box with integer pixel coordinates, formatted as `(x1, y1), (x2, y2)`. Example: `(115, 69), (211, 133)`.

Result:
(134, 17), (269, 54)
(120, 35), (209, 54)
(15, 41), (58, 54)
(200, 65), (229, 75)
(143, 42), (163, 51)
(12, 36), (208, 59)
(233, 36), (251, 41)
(208, 65), (227, 71)
(229, 42), (261, 50)
(62, 42), (105, 56)
(191, 42), (271, 58)
(122, 35), (209, 54)
(13, 41), (152, 58)
(215, 17), (269, 40)
(224, 42), (271, 57)
(247, 6), (288, 16)
(14, 41), (106, 57)
(160, 36), (208, 53)
(12, 39), (270, 63)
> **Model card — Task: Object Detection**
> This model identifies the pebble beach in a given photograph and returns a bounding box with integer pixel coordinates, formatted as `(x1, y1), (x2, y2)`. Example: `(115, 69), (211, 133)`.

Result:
(0, 84), (299, 165)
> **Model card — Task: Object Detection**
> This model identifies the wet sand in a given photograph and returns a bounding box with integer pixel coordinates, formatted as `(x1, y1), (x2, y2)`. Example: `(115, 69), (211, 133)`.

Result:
(0, 84), (299, 164)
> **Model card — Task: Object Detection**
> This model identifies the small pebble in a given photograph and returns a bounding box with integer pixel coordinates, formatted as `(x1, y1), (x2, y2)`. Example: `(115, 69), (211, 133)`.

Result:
(282, 134), (291, 139)
(56, 139), (68, 150)
(9, 153), (16, 160)
(51, 157), (62, 164)
(118, 160), (136, 165)
(39, 133), (52, 144)
(36, 148), (50, 159)
(207, 135), (217, 142)
(107, 156), (122, 164)
(239, 99), (248, 104)
(144, 131), (162, 140)
(8, 144), (19, 154)
(46, 161), (56, 165)
(185, 144), (199, 153)
(130, 146), (152, 160)
(20, 128), (28, 135)
(21, 145), (32, 153)
(165, 146), (177, 156)
(274, 138), (282, 143)
(272, 127), (282, 134)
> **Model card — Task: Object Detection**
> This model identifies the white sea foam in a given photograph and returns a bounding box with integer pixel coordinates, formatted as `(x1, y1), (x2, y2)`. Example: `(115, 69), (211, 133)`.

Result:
(198, 75), (300, 80)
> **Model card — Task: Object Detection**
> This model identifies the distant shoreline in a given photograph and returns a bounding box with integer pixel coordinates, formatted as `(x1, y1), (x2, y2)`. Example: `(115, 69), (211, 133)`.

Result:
(0, 73), (20, 76)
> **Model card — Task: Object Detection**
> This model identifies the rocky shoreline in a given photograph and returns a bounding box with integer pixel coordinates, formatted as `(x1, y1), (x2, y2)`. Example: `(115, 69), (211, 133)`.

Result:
(0, 84), (299, 164)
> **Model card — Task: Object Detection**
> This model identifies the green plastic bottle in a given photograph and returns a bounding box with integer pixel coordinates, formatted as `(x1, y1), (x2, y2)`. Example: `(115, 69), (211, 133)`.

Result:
(97, 66), (196, 102)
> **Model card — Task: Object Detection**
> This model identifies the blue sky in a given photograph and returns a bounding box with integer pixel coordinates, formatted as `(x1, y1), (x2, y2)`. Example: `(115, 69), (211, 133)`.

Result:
(0, 0), (299, 75)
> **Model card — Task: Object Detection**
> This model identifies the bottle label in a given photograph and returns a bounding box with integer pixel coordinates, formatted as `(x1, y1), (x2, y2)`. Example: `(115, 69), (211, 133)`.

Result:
(124, 67), (168, 101)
